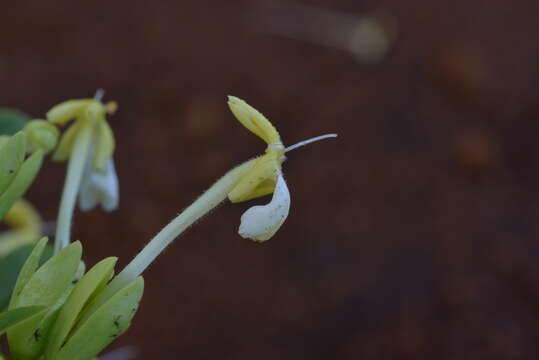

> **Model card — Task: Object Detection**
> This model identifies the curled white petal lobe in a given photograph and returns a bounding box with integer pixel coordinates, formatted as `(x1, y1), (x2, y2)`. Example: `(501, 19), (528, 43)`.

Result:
(239, 175), (290, 242)
(79, 158), (119, 212)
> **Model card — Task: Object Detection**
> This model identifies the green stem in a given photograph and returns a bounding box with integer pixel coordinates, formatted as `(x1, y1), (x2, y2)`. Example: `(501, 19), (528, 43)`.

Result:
(103, 158), (256, 298)
(53, 127), (93, 253)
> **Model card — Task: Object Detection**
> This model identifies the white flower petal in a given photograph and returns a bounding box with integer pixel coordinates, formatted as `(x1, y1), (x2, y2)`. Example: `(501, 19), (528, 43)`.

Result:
(78, 158), (119, 212)
(238, 174), (290, 242)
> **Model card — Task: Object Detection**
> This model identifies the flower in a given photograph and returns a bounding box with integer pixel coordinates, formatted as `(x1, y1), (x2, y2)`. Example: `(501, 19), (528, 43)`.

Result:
(47, 97), (115, 173)
(46, 91), (118, 252)
(46, 94), (118, 212)
(226, 96), (288, 241)
(226, 96), (336, 242)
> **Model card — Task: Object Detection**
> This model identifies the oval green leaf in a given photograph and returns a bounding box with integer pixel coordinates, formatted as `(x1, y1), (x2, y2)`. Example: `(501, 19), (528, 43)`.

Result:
(0, 132), (26, 194)
(46, 257), (117, 359)
(8, 237), (48, 309)
(0, 306), (46, 336)
(0, 149), (44, 221)
(7, 242), (83, 360)
(56, 277), (144, 360)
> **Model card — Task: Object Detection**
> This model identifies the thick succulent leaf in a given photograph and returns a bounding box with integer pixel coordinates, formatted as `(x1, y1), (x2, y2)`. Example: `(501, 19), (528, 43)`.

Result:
(8, 238), (49, 309)
(0, 108), (31, 136)
(8, 281), (77, 360)
(0, 150), (44, 221)
(0, 242), (51, 311)
(12, 241), (82, 308)
(46, 257), (117, 359)
(0, 132), (26, 195)
(0, 306), (46, 336)
(56, 277), (144, 360)
(8, 242), (83, 360)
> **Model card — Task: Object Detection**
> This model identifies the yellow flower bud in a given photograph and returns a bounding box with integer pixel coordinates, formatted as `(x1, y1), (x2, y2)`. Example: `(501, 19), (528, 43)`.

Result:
(24, 120), (59, 154)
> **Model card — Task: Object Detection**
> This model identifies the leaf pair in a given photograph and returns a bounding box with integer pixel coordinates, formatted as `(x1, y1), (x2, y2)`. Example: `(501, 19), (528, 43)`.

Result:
(6, 238), (144, 360)
(0, 244), (52, 310)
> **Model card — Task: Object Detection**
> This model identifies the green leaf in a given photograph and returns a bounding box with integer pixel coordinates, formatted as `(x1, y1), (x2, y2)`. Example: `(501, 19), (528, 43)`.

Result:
(7, 242), (82, 360)
(0, 149), (44, 221)
(46, 257), (117, 359)
(8, 238), (49, 309)
(12, 241), (82, 308)
(0, 241), (52, 311)
(0, 306), (46, 336)
(0, 132), (26, 195)
(56, 277), (144, 360)
(0, 108), (31, 136)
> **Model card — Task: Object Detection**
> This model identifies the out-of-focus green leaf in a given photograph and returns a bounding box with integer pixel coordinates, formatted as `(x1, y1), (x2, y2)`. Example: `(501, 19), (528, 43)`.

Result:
(0, 132), (26, 195)
(8, 238), (49, 309)
(0, 241), (52, 311)
(0, 108), (31, 136)
(46, 257), (117, 359)
(8, 241), (82, 360)
(0, 306), (46, 336)
(55, 277), (144, 360)
(0, 149), (44, 221)
(13, 241), (81, 307)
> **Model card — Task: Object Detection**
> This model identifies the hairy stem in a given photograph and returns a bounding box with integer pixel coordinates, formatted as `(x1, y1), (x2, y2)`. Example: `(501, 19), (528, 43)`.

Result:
(104, 158), (257, 296)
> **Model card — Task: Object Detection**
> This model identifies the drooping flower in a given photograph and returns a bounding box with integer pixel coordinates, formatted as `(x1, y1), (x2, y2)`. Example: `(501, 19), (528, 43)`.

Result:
(227, 96), (336, 241)
(47, 95), (116, 174)
(46, 91), (118, 252)
(96, 95), (336, 313)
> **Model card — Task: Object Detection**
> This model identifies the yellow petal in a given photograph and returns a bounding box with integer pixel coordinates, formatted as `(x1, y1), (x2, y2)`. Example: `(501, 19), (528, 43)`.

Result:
(92, 121), (115, 173)
(84, 101), (106, 124)
(228, 152), (282, 203)
(227, 96), (281, 146)
(51, 120), (85, 162)
(46, 99), (92, 125)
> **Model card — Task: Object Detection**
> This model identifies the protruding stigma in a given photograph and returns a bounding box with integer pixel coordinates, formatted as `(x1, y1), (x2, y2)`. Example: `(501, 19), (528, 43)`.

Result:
(285, 133), (338, 152)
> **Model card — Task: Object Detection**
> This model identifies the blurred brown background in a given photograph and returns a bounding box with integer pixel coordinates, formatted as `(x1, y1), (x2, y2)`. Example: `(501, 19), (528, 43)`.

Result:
(2, 0), (539, 358)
